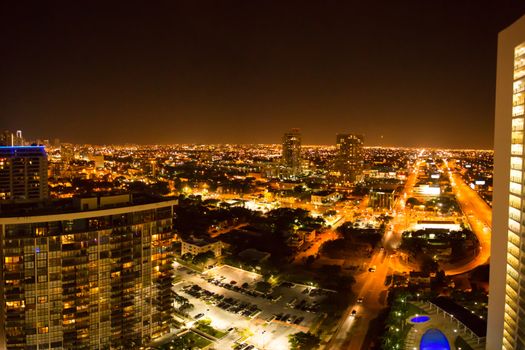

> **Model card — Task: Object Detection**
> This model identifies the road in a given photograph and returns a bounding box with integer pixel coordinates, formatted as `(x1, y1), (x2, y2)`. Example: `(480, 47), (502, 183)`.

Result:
(325, 252), (391, 350)
(325, 167), (418, 350)
(384, 164), (419, 251)
(444, 165), (492, 275)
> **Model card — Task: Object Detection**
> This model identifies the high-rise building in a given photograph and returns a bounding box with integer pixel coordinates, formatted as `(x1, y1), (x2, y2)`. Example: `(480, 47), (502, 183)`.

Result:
(60, 143), (75, 164)
(0, 146), (49, 203)
(282, 128), (302, 178)
(0, 130), (13, 146)
(488, 13), (525, 350)
(333, 133), (364, 184)
(14, 130), (24, 146)
(0, 197), (178, 349)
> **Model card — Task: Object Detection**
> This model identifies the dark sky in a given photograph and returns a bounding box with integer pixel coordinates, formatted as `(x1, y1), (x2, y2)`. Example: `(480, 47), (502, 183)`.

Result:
(2, 1), (525, 148)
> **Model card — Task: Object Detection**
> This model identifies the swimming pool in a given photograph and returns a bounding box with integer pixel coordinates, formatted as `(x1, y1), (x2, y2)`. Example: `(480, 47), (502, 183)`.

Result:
(410, 315), (430, 323)
(420, 328), (450, 350)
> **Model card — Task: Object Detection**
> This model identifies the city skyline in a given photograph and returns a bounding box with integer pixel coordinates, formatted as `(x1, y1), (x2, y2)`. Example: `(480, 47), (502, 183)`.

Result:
(2, 3), (524, 350)
(3, 2), (525, 148)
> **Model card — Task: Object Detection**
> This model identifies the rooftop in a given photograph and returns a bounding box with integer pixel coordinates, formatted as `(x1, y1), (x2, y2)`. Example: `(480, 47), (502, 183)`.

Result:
(431, 296), (487, 337)
(0, 193), (178, 218)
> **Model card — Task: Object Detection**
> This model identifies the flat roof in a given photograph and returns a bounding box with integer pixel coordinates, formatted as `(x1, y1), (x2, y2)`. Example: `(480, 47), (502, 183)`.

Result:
(0, 195), (178, 223)
(431, 296), (487, 337)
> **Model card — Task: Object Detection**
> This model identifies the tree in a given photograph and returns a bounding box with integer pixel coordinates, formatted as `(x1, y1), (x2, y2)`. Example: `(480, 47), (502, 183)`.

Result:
(405, 197), (421, 207)
(255, 281), (272, 293)
(305, 255), (316, 266)
(288, 332), (321, 350)
(192, 251), (215, 265)
(181, 253), (193, 262)
(420, 254), (439, 274)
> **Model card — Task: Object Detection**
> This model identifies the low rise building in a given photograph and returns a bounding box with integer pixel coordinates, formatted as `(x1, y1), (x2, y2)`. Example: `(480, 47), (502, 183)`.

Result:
(181, 236), (222, 257)
(311, 191), (341, 206)
(369, 187), (396, 209)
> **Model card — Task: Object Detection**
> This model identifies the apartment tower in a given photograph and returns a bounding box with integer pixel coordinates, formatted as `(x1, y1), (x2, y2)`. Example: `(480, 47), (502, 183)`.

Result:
(488, 13), (525, 350)
(334, 133), (364, 184)
(0, 198), (178, 349)
(282, 128), (302, 178)
(0, 146), (49, 203)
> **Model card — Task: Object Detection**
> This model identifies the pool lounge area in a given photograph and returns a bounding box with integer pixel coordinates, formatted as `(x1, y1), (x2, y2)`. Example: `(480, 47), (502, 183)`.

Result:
(404, 301), (485, 350)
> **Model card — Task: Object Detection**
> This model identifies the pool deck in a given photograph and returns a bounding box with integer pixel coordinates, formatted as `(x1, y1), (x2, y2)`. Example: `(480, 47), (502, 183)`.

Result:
(404, 302), (485, 350)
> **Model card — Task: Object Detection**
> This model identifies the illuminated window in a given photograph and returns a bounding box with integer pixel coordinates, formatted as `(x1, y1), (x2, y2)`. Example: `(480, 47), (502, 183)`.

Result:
(515, 43), (525, 58)
(511, 144), (523, 155)
(514, 67), (525, 80)
(511, 156), (523, 170)
(512, 131), (523, 144)
(514, 79), (525, 93)
(512, 117), (524, 131)
(509, 194), (521, 209)
(35, 227), (46, 236)
(513, 93), (524, 106)
(510, 182), (522, 195)
(4, 256), (20, 263)
(513, 105), (524, 117)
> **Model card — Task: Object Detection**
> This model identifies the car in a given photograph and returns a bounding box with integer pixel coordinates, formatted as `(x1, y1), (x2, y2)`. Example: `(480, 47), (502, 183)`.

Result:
(357, 297), (363, 303)
(294, 316), (304, 325)
(194, 313), (204, 319)
(350, 309), (357, 317)
(230, 280), (237, 285)
(368, 266), (376, 272)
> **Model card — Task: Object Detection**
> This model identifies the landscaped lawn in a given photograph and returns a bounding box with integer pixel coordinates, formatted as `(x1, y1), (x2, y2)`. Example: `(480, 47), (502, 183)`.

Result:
(158, 331), (212, 350)
(195, 320), (227, 339)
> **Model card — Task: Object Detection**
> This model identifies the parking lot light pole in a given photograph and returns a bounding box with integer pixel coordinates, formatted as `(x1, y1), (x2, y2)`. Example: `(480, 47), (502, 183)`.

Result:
(260, 330), (266, 349)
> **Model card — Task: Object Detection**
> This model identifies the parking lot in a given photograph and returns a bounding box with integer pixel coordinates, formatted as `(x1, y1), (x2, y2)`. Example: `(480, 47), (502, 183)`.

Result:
(173, 263), (330, 350)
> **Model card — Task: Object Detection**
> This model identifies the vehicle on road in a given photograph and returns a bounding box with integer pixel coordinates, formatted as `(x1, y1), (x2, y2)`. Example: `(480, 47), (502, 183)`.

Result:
(350, 309), (357, 317)
(357, 297), (363, 303)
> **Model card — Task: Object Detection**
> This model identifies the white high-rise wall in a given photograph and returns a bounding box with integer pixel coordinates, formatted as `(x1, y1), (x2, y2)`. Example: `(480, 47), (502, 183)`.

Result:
(488, 13), (525, 350)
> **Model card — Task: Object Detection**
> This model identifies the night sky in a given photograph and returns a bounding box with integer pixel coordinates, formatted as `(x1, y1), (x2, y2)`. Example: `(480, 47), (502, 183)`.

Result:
(2, 1), (525, 148)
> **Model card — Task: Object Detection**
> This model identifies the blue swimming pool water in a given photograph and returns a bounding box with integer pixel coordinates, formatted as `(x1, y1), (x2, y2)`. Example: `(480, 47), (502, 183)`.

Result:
(410, 315), (430, 323)
(420, 329), (450, 350)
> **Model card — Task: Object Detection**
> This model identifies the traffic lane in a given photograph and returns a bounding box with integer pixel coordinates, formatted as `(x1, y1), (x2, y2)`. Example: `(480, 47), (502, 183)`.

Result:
(342, 256), (391, 349)
(326, 254), (390, 349)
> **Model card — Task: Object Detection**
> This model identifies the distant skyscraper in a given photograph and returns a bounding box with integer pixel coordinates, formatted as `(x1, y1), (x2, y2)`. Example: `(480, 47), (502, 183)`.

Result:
(0, 197), (178, 349)
(14, 130), (24, 146)
(333, 133), (364, 184)
(488, 13), (525, 350)
(0, 146), (49, 202)
(282, 128), (302, 178)
(0, 130), (13, 146)
(60, 143), (75, 163)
